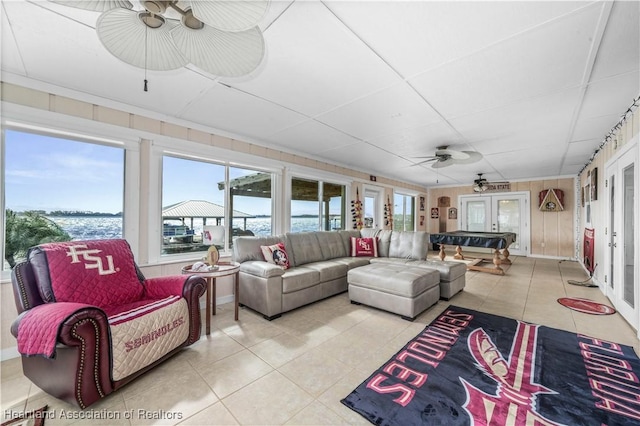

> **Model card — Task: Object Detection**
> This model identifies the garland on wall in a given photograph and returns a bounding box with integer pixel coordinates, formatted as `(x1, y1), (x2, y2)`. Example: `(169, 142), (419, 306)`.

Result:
(383, 195), (392, 229)
(351, 188), (363, 230)
(579, 94), (640, 174)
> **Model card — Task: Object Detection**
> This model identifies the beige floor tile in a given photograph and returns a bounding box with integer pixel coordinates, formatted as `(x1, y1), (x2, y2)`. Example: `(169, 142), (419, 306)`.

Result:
(3, 257), (639, 426)
(199, 349), (273, 399)
(284, 400), (350, 425)
(222, 371), (313, 425)
(178, 401), (239, 425)
(279, 350), (352, 397)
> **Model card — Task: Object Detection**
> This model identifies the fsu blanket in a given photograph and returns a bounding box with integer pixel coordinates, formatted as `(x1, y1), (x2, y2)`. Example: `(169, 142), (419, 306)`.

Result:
(342, 306), (640, 426)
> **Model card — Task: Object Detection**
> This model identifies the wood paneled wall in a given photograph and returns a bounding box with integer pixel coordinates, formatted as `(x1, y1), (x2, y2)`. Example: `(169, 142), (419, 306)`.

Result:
(427, 177), (576, 258)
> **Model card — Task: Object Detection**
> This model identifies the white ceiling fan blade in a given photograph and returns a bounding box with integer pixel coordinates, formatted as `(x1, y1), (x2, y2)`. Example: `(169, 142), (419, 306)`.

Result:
(454, 151), (483, 164)
(49, 0), (132, 12)
(188, 0), (270, 32)
(97, 8), (188, 71)
(171, 24), (265, 77)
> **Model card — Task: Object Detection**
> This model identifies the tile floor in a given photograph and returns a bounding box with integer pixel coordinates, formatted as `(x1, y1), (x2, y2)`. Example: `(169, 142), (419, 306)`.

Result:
(2, 253), (639, 425)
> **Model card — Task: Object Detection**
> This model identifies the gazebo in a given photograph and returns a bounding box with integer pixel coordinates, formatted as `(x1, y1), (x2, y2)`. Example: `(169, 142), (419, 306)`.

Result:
(162, 200), (254, 231)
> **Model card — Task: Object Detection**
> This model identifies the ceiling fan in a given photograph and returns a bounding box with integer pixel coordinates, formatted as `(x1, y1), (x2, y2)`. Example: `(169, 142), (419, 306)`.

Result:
(413, 146), (482, 169)
(472, 173), (509, 192)
(49, 0), (270, 85)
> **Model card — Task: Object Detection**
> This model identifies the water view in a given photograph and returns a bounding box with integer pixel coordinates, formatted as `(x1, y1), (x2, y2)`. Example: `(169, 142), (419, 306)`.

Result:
(47, 216), (338, 241)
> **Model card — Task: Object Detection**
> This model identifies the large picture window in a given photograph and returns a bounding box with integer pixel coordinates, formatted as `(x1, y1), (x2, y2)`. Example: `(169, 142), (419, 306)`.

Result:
(3, 129), (124, 272)
(290, 178), (345, 232)
(161, 156), (273, 255)
(394, 192), (415, 231)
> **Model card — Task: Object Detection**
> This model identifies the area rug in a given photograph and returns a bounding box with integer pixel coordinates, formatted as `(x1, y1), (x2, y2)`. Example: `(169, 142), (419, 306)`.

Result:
(558, 297), (616, 315)
(341, 306), (640, 425)
(1, 406), (48, 426)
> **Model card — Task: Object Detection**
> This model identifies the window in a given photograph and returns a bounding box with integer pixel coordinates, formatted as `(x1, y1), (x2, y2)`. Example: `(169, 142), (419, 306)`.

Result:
(290, 177), (345, 232)
(229, 167), (272, 237)
(161, 156), (273, 255)
(394, 193), (415, 231)
(162, 156), (225, 255)
(3, 129), (124, 272)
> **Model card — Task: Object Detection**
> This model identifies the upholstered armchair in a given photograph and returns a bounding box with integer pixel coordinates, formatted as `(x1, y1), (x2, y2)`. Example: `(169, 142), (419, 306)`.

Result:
(10, 239), (206, 409)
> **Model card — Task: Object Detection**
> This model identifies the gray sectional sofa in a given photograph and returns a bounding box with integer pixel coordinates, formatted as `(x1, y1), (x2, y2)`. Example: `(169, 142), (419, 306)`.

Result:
(232, 229), (466, 320)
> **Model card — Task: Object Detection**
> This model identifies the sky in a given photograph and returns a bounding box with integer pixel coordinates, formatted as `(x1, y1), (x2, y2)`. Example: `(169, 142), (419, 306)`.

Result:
(4, 130), (338, 216)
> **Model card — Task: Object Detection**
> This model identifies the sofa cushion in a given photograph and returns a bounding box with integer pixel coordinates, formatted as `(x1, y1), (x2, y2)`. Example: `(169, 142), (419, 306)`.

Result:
(351, 237), (378, 257)
(282, 267), (320, 293)
(334, 256), (372, 269)
(317, 231), (349, 259)
(388, 231), (429, 260)
(233, 235), (285, 264)
(239, 261), (285, 278)
(304, 260), (349, 282)
(261, 243), (290, 269)
(376, 230), (393, 257)
(286, 232), (324, 267)
(338, 230), (361, 254)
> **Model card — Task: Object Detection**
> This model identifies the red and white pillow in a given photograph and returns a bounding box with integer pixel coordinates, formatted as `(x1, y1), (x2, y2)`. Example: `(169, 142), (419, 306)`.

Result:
(261, 243), (290, 269)
(351, 237), (378, 257)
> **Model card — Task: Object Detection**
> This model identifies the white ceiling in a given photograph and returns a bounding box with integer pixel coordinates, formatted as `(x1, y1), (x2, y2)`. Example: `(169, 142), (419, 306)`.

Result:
(1, 0), (639, 188)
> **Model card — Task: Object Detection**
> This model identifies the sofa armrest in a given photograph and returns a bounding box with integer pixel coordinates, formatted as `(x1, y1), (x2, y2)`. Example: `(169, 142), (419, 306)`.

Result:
(144, 275), (206, 344)
(240, 261), (285, 278)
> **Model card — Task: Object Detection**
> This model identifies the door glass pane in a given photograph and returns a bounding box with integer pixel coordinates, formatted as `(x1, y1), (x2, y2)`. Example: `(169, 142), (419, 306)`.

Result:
(623, 164), (634, 307)
(610, 174), (615, 290)
(497, 199), (520, 250)
(364, 196), (375, 228)
(466, 201), (486, 231)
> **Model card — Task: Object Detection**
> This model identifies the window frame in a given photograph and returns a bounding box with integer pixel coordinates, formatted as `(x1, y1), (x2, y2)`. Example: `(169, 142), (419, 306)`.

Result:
(393, 189), (418, 231)
(286, 167), (351, 233)
(0, 118), (139, 280)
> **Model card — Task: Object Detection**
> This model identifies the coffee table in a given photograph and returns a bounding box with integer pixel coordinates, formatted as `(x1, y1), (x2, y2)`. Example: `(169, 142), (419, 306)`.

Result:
(182, 261), (240, 335)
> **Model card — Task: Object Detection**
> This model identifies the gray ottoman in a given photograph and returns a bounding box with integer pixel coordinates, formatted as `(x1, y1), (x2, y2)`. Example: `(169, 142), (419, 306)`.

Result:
(347, 263), (440, 321)
(406, 259), (467, 299)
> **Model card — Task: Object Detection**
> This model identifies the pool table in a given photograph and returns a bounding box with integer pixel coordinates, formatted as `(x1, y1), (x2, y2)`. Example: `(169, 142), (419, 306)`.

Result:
(429, 231), (517, 275)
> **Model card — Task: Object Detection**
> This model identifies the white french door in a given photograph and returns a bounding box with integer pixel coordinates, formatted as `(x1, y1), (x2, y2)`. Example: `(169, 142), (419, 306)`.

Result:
(460, 192), (530, 256)
(605, 144), (638, 328)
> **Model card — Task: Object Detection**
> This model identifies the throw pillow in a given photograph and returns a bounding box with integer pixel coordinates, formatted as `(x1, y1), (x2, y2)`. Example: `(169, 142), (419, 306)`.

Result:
(351, 237), (378, 257)
(261, 243), (290, 269)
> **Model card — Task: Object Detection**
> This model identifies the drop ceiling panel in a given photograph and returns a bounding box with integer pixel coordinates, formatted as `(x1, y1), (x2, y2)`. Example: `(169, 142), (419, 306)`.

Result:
(576, 71), (640, 122)
(366, 121), (466, 160)
(572, 114), (620, 143)
(1, 3), (24, 75)
(231, 1), (401, 117)
(320, 141), (410, 173)
(326, 1), (590, 78)
(316, 82), (442, 141)
(179, 84), (308, 142)
(590, 1), (640, 80)
(265, 119), (362, 154)
(566, 139), (601, 158)
(485, 148), (566, 179)
(409, 3), (602, 119)
(451, 89), (581, 155)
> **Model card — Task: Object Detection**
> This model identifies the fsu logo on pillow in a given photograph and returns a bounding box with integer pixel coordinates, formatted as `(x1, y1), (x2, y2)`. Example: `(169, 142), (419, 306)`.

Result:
(261, 243), (290, 269)
(351, 237), (378, 257)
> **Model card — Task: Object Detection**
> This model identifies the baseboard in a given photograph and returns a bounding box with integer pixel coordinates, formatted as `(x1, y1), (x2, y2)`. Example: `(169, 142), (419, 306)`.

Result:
(527, 254), (575, 261)
(1, 346), (19, 361)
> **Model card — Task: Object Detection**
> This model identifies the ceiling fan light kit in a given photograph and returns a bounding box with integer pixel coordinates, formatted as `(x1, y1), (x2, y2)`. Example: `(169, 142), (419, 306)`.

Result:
(51, 0), (269, 79)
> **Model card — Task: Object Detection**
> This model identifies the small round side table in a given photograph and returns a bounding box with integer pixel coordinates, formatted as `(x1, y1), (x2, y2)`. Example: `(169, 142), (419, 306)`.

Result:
(182, 261), (240, 335)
